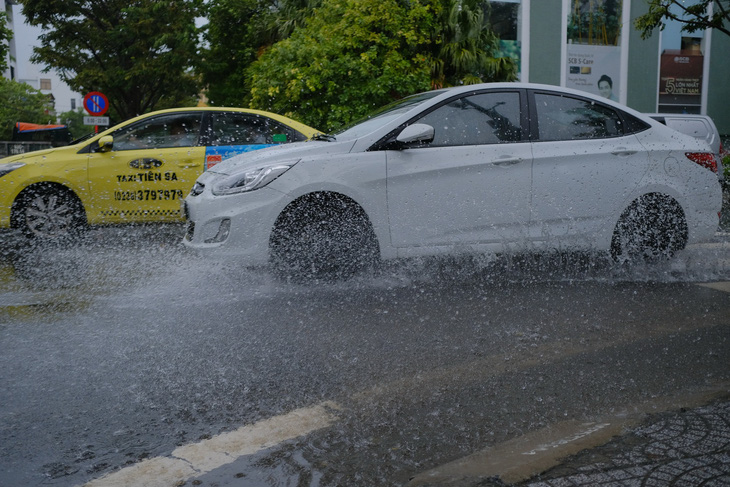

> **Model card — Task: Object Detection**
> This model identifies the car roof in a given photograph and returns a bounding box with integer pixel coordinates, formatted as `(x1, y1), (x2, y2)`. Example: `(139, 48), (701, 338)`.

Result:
(107, 106), (319, 134)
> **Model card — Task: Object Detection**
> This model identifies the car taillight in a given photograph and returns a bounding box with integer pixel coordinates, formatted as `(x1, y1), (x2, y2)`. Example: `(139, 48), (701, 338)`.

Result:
(685, 152), (718, 173)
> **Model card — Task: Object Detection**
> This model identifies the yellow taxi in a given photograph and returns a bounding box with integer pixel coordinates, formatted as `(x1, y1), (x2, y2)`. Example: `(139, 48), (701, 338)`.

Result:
(0, 107), (320, 239)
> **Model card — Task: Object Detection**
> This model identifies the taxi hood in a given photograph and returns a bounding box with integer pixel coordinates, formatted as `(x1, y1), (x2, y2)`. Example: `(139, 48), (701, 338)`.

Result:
(0, 146), (66, 164)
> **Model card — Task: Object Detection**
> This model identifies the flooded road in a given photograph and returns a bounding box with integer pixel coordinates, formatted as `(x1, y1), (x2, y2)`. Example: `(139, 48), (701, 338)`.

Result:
(1, 225), (729, 486)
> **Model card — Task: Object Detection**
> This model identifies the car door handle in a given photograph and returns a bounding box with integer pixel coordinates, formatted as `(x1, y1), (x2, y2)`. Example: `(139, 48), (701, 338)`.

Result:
(492, 157), (523, 166)
(177, 161), (202, 168)
(611, 148), (637, 156)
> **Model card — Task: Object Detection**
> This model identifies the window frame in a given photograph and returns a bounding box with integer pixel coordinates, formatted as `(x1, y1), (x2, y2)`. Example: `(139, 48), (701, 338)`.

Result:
(527, 89), (650, 143)
(200, 111), (308, 147)
(371, 88), (530, 151)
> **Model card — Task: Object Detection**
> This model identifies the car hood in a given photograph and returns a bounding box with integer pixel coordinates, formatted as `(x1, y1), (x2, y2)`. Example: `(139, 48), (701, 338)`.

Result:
(0, 146), (68, 164)
(206, 139), (357, 176)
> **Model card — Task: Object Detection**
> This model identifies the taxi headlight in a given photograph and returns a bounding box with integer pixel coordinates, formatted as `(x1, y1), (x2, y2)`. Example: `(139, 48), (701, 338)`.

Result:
(0, 162), (25, 178)
(212, 160), (298, 196)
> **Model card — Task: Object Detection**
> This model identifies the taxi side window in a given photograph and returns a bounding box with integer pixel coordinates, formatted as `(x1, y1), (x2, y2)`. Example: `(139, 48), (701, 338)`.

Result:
(208, 113), (308, 146)
(112, 114), (203, 150)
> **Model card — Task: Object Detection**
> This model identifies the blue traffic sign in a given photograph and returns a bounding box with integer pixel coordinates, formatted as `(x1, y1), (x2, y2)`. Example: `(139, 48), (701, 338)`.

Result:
(83, 92), (109, 116)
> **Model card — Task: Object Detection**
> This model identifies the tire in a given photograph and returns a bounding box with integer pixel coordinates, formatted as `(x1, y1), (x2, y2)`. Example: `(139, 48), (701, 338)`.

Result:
(270, 196), (379, 280)
(14, 185), (86, 240)
(610, 194), (688, 263)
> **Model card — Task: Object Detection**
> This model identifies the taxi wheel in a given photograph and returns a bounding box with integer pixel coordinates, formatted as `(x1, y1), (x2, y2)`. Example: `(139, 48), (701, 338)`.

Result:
(270, 195), (379, 280)
(15, 185), (87, 240)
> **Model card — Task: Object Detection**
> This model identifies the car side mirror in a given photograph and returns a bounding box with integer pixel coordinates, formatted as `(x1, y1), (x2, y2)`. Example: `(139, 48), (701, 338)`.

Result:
(396, 124), (434, 147)
(97, 135), (114, 152)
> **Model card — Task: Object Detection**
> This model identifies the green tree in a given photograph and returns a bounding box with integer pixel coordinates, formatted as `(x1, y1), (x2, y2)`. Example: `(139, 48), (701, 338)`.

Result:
(199, 0), (320, 107)
(247, 0), (435, 131)
(18, 0), (204, 121)
(0, 12), (13, 74)
(57, 108), (93, 140)
(635, 0), (730, 39)
(199, 0), (276, 107)
(430, 0), (517, 88)
(0, 78), (54, 140)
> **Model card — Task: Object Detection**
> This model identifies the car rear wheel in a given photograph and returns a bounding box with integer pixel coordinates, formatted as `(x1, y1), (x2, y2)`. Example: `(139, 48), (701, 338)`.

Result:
(270, 194), (379, 280)
(610, 193), (688, 263)
(14, 185), (86, 240)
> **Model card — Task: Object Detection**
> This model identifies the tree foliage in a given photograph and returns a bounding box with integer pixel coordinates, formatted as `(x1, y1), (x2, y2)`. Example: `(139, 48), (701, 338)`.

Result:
(199, 0), (320, 107)
(0, 12), (13, 74)
(57, 108), (93, 140)
(429, 0), (517, 88)
(0, 78), (54, 140)
(18, 0), (204, 121)
(247, 0), (435, 131)
(635, 0), (730, 39)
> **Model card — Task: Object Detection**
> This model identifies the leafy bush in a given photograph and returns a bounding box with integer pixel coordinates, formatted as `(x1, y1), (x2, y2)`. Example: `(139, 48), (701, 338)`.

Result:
(0, 78), (54, 140)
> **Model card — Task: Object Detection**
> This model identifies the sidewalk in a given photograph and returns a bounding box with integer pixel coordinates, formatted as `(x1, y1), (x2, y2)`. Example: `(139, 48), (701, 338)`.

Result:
(408, 391), (730, 487)
(517, 397), (730, 487)
(516, 396), (730, 487)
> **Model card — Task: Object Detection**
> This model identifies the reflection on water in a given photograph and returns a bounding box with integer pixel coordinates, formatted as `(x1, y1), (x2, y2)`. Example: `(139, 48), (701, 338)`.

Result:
(0, 224), (187, 319)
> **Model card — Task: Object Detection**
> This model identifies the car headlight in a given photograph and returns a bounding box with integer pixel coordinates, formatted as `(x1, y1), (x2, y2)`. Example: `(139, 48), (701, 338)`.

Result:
(212, 160), (299, 196)
(0, 162), (25, 178)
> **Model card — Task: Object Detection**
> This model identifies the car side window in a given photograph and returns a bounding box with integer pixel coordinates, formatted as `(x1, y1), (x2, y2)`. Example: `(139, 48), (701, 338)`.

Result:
(415, 92), (522, 147)
(112, 114), (202, 150)
(534, 93), (623, 141)
(208, 113), (307, 146)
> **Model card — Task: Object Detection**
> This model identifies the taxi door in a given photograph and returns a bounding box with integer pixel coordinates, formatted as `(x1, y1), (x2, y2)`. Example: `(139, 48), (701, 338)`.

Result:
(86, 112), (206, 224)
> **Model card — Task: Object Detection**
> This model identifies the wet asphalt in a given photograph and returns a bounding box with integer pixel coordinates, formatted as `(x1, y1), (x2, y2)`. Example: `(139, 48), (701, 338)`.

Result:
(1, 224), (729, 487)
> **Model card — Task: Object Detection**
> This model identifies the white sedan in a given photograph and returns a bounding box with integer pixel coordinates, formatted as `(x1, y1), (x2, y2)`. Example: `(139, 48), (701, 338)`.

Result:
(183, 83), (722, 278)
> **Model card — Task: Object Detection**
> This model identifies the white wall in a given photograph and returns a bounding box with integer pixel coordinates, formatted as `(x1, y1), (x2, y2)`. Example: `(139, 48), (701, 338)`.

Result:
(10, 3), (81, 115)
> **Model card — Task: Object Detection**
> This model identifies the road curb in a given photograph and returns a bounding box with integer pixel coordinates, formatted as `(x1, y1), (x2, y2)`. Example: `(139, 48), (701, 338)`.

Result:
(407, 386), (729, 486)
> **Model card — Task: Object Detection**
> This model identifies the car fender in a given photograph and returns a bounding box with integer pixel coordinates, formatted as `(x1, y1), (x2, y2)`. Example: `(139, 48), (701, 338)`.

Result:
(3, 162), (89, 216)
(267, 150), (392, 256)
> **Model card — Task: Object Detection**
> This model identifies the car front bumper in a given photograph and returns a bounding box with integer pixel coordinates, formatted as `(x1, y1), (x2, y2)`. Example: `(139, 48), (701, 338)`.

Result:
(182, 186), (291, 266)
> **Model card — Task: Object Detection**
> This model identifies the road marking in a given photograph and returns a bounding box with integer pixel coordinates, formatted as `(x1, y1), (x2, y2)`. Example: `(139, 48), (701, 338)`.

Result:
(521, 422), (612, 455)
(81, 401), (339, 487)
(698, 281), (730, 293)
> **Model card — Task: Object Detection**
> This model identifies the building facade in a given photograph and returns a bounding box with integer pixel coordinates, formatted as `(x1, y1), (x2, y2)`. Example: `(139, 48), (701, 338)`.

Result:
(1, 0), (17, 81)
(2, 1), (80, 115)
(492, 0), (730, 135)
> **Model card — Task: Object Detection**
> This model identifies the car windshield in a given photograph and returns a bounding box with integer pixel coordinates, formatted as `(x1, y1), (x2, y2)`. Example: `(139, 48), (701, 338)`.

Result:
(333, 90), (445, 141)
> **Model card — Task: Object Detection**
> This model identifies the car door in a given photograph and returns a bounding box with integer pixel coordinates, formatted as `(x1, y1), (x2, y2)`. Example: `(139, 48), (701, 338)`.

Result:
(202, 111), (309, 170)
(528, 90), (649, 245)
(385, 90), (533, 251)
(86, 112), (205, 223)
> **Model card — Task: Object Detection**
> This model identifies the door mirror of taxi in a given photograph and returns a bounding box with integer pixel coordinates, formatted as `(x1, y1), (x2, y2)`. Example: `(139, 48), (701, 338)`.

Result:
(396, 124), (434, 147)
(97, 135), (114, 152)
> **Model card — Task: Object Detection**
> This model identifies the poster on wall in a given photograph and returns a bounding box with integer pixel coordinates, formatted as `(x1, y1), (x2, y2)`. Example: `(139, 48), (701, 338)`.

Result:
(565, 0), (622, 101)
(658, 37), (704, 113)
(566, 44), (621, 100)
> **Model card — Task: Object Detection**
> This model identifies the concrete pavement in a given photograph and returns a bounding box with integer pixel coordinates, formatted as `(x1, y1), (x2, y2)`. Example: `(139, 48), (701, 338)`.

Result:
(518, 395), (730, 487)
(408, 388), (730, 487)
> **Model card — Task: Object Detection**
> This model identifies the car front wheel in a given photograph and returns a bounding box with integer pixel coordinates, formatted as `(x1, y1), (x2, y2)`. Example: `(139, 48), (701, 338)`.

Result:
(269, 194), (379, 280)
